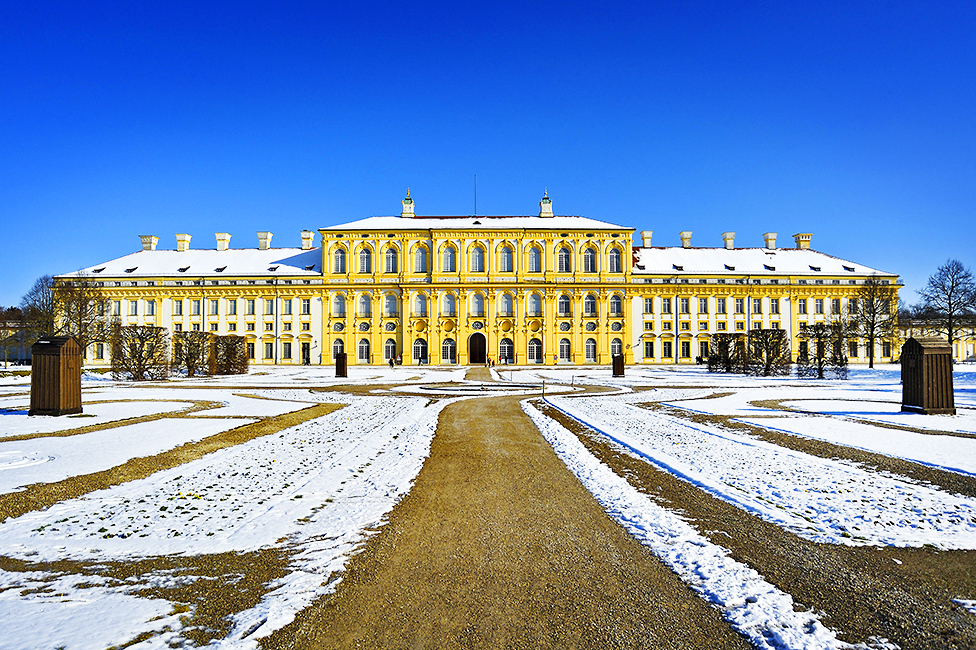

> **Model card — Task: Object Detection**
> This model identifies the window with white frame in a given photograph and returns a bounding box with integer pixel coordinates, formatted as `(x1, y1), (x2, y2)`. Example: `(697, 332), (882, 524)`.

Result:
(385, 248), (398, 273)
(527, 247), (542, 273)
(414, 247), (428, 273)
(582, 248), (597, 273)
(442, 293), (456, 316)
(384, 294), (398, 317)
(414, 294), (427, 317)
(359, 247), (372, 273)
(609, 294), (622, 316)
(528, 293), (543, 316)
(358, 294), (371, 317)
(499, 245), (513, 272)
(608, 247), (622, 273)
(470, 247), (485, 272)
(442, 247), (456, 272)
(332, 294), (346, 317)
(333, 248), (346, 273)
(557, 246), (572, 273)
(583, 294), (597, 316)
(358, 338), (370, 361)
(499, 293), (513, 316)
(558, 294), (572, 316)
(559, 338), (571, 361)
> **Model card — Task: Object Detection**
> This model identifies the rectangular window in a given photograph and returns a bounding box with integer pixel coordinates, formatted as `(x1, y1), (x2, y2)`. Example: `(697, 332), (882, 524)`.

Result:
(283, 322), (292, 331)
(192, 300), (201, 316)
(753, 298), (762, 314)
(129, 300), (138, 316)
(848, 340), (858, 357)
(815, 299), (824, 314)
(210, 299), (219, 316)
(247, 299), (256, 315)
(283, 342), (292, 359)
(284, 299), (293, 315)
(228, 323), (237, 332)
(228, 300), (237, 316)
(302, 322), (310, 331)
(771, 322), (779, 329)
(247, 342), (255, 359)
(112, 300), (121, 316)
(716, 298), (726, 314)
(175, 323), (183, 332)
(146, 300), (155, 316)
(95, 342), (104, 359)
(700, 341), (710, 359)
(644, 341), (654, 358)
(770, 299), (779, 315)
(831, 298), (841, 314)
(699, 298), (708, 314)
(798, 298), (807, 315)
(717, 321), (727, 331)
(848, 298), (858, 314)
(680, 341), (691, 358)
(265, 342), (274, 359)
(97, 301), (106, 317)
(210, 323), (218, 331)
(663, 341), (672, 358)
(301, 299), (311, 315)
(734, 298), (744, 314)
(662, 321), (672, 331)
(680, 321), (690, 331)
(661, 298), (672, 314)
(680, 298), (690, 314)
(246, 323), (255, 331)
(882, 341), (892, 357)
(265, 322), (273, 331)
(643, 297), (654, 314)
(735, 321), (745, 331)
(265, 299), (274, 315)
(753, 322), (762, 330)
(643, 321), (654, 331)
(192, 323), (201, 331)
(699, 322), (708, 331)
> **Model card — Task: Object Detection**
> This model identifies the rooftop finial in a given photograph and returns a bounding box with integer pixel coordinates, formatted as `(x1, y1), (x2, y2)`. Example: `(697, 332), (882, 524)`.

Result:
(539, 190), (553, 217)
(406, 188), (410, 198)
(401, 190), (415, 218)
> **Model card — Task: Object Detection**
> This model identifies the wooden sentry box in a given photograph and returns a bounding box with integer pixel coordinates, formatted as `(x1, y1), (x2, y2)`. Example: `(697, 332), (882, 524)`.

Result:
(901, 337), (955, 415)
(29, 336), (83, 416)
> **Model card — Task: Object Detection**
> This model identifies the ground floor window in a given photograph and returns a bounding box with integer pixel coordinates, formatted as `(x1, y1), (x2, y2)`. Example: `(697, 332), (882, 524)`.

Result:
(882, 341), (891, 357)
(95, 342), (104, 359)
(265, 342), (274, 360)
(498, 338), (514, 363)
(247, 342), (255, 360)
(333, 338), (344, 360)
(848, 340), (858, 358)
(358, 338), (370, 362)
(611, 338), (623, 357)
(528, 338), (543, 363)
(681, 341), (691, 358)
(644, 340), (654, 359)
(385, 338), (397, 360)
(699, 341), (709, 359)
(442, 338), (457, 363)
(585, 338), (597, 362)
(559, 338), (571, 361)
(662, 341), (672, 359)
(283, 342), (292, 359)
(413, 338), (428, 364)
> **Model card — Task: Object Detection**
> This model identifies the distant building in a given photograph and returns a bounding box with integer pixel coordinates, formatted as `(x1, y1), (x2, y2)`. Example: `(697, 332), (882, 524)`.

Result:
(58, 192), (901, 366)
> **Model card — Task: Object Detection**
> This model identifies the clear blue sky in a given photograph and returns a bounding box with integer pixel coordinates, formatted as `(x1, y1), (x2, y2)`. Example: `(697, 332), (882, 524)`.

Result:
(2, 1), (974, 307)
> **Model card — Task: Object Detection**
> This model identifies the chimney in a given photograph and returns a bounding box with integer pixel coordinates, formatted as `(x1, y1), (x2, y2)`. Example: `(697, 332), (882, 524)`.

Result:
(679, 231), (692, 248)
(215, 233), (231, 251)
(257, 231), (273, 250)
(763, 232), (777, 250)
(301, 230), (315, 250)
(539, 190), (553, 217)
(640, 230), (653, 247)
(139, 235), (158, 251)
(721, 232), (735, 249)
(793, 233), (812, 249)
(175, 233), (191, 252)
(401, 189), (415, 218)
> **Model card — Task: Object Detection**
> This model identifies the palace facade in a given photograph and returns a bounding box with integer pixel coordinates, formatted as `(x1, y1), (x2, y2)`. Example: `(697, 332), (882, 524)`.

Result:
(60, 193), (902, 367)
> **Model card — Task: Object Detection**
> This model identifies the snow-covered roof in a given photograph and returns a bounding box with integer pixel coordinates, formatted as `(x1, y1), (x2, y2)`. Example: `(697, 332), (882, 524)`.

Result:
(632, 247), (895, 277)
(322, 215), (632, 231)
(59, 248), (321, 279)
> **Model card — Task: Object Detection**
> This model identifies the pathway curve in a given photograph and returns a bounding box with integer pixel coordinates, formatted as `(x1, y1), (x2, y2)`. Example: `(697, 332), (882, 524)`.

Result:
(263, 393), (750, 649)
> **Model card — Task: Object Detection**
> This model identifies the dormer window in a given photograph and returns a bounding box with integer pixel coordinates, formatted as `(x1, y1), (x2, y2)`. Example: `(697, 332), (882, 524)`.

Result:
(268, 266), (279, 271)
(843, 265), (855, 272)
(764, 264), (775, 271)
(809, 265), (821, 272)
(93, 267), (105, 273)
(724, 265), (735, 271)
(305, 264), (315, 271)
(125, 267), (137, 273)
(215, 266), (226, 272)
(673, 264), (683, 271)
(178, 266), (190, 273)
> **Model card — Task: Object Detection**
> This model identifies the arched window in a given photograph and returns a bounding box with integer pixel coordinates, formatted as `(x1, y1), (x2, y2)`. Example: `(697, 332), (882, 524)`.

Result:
(527, 247), (542, 273)
(332, 294), (346, 317)
(414, 247), (428, 273)
(528, 338), (543, 363)
(608, 247), (622, 273)
(442, 293), (456, 317)
(499, 293), (513, 316)
(333, 248), (346, 273)
(332, 338), (344, 359)
(470, 246), (485, 273)
(358, 338), (370, 362)
(443, 247), (456, 272)
(611, 338), (623, 356)
(414, 293), (428, 317)
(499, 337), (514, 363)
(528, 293), (543, 316)
(385, 338), (397, 360)
(559, 338), (572, 361)
(413, 338), (428, 363)
(582, 247), (597, 273)
(384, 294), (398, 317)
(359, 248), (372, 273)
(609, 294), (623, 316)
(385, 248), (398, 273)
(499, 245), (513, 272)
(358, 293), (371, 317)
(585, 338), (597, 362)
(442, 338), (457, 363)
(557, 246), (572, 273)
(470, 293), (485, 317)
(583, 294), (597, 316)
(557, 294), (572, 316)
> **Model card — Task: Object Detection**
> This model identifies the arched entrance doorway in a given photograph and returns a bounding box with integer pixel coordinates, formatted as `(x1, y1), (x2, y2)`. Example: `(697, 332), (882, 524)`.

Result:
(468, 332), (487, 364)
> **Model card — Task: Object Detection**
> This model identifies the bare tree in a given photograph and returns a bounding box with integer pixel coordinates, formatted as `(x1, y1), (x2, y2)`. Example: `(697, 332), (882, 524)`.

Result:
(172, 331), (211, 377)
(19, 275), (56, 347)
(110, 324), (170, 381)
(746, 329), (791, 377)
(796, 322), (848, 379)
(852, 276), (898, 368)
(918, 259), (976, 347)
(209, 335), (249, 375)
(53, 274), (108, 361)
(708, 333), (746, 373)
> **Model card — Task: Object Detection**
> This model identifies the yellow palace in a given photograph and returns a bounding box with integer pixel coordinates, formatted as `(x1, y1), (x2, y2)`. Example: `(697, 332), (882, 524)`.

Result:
(61, 192), (901, 367)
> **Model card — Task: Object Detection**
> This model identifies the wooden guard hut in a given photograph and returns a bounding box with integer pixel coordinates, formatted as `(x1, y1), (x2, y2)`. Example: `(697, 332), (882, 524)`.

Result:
(901, 337), (955, 415)
(29, 336), (83, 416)
(612, 354), (625, 377)
(335, 352), (347, 378)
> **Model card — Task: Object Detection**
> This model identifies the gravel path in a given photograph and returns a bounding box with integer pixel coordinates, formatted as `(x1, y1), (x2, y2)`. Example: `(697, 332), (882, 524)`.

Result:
(263, 394), (751, 650)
